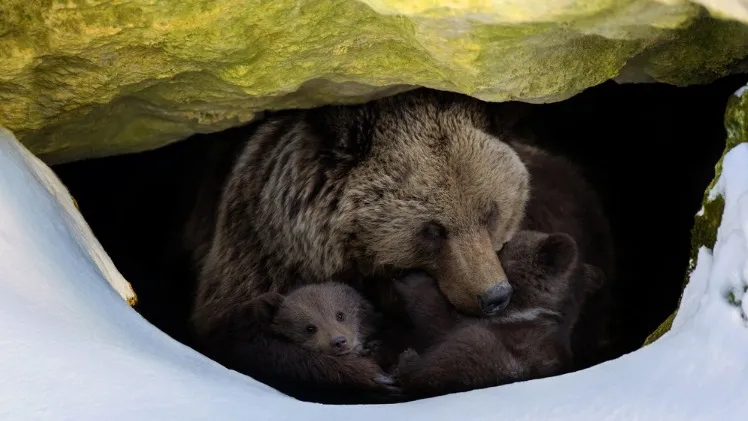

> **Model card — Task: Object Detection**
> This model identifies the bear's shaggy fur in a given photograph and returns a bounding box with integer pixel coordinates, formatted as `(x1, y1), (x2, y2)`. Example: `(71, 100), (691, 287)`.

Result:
(185, 88), (532, 401)
(392, 231), (605, 399)
(507, 142), (616, 369)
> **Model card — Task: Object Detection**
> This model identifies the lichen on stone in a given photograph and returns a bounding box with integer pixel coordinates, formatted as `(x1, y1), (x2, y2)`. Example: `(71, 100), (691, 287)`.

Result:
(634, 14), (748, 86)
(643, 311), (676, 346)
(689, 194), (726, 272)
(1, 1), (747, 163)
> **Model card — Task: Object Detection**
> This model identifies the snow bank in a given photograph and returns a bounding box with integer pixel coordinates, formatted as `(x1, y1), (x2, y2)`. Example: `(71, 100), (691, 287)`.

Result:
(1, 127), (748, 421)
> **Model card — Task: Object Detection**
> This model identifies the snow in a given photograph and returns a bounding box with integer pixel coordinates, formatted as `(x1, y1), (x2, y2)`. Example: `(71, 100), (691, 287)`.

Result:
(735, 84), (747, 98)
(2, 127), (748, 421)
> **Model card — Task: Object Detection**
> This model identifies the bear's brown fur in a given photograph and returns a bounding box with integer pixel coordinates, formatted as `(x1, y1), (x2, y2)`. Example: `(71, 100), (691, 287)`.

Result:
(507, 142), (616, 369)
(250, 283), (379, 356)
(185, 88), (532, 401)
(216, 283), (402, 404)
(392, 231), (605, 399)
(239, 283), (402, 398)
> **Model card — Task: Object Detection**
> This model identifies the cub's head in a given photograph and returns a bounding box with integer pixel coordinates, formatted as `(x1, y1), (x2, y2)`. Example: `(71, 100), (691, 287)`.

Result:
(499, 230), (606, 329)
(343, 96), (530, 317)
(254, 283), (368, 356)
(498, 230), (582, 316)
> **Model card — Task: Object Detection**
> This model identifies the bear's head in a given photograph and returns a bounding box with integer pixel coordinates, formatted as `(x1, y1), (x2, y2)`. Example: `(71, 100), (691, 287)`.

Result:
(392, 231), (599, 322)
(251, 283), (369, 356)
(498, 230), (607, 318)
(496, 230), (579, 317)
(341, 96), (530, 317)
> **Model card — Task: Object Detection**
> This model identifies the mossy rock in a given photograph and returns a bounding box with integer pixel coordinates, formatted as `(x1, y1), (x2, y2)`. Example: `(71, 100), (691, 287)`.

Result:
(644, 82), (748, 346)
(1, 1), (748, 164)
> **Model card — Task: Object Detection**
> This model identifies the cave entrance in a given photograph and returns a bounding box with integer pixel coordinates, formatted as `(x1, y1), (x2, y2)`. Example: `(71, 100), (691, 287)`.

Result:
(51, 73), (746, 378)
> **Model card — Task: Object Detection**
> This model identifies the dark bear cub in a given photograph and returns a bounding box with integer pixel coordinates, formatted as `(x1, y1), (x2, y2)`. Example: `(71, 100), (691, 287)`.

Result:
(249, 282), (380, 357)
(236, 282), (399, 402)
(392, 230), (605, 399)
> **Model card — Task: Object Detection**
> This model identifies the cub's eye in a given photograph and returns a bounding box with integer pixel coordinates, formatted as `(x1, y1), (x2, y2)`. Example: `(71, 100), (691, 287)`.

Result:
(306, 325), (317, 334)
(485, 202), (499, 226)
(336, 311), (345, 322)
(419, 220), (447, 242)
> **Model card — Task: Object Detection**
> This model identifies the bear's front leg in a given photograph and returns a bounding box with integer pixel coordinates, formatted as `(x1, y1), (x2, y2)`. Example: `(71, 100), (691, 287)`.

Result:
(395, 348), (422, 372)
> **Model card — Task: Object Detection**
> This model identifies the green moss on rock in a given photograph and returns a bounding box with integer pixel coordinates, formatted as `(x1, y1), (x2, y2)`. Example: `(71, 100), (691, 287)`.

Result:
(643, 311), (676, 346)
(689, 195), (726, 271)
(1, 1), (747, 163)
(637, 15), (748, 85)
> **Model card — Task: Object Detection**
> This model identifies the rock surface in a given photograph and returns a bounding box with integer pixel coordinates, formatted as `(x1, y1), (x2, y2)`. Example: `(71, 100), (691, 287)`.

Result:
(1, 1), (747, 163)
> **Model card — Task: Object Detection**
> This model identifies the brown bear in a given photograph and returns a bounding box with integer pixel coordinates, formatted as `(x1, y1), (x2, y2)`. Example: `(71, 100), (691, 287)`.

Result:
(506, 142), (616, 369)
(391, 230), (605, 400)
(240, 283), (401, 394)
(184, 88), (531, 402)
(248, 283), (380, 357)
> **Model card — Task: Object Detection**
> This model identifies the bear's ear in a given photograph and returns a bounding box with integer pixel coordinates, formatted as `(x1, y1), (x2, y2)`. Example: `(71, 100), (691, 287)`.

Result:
(305, 106), (374, 168)
(536, 233), (578, 278)
(247, 292), (285, 324)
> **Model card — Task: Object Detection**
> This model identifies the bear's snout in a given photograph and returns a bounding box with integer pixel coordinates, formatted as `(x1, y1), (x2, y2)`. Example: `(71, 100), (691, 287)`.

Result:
(478, 282), (513, 316)
(330, 335), (351, 355)
(434, 230), (511, 316)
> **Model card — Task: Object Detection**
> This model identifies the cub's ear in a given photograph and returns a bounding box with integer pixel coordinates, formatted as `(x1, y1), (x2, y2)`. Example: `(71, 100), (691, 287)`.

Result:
(536, 233), (578, 278)
(246, 292), (285, 324)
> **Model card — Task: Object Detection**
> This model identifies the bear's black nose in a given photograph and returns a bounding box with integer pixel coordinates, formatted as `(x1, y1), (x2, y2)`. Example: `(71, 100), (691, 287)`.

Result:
(478, 282), (513, 316)
(331, 336), (348, 349)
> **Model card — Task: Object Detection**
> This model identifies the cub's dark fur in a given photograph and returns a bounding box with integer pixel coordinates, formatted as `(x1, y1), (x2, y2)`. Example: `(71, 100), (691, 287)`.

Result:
(225, 283), (400, 403)
(507, 142), (616, 369)
(392, 231), (605, 399)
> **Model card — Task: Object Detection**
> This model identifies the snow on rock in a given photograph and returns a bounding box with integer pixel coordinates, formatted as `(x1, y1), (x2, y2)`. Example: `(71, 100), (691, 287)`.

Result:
(2, 127), (748, 420)
(692, 0), (748, 24)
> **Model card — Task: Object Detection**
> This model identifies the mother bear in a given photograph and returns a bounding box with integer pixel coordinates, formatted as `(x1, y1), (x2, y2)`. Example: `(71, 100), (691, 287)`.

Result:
(185, 88), (539, 402)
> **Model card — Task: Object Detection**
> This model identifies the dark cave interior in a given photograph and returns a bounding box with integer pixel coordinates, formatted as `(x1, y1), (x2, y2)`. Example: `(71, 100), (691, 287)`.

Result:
(51, 73), (747, 371)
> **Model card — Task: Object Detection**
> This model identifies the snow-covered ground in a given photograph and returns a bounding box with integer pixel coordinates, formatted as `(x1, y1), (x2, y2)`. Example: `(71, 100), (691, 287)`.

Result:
(1, 124), (747, 421)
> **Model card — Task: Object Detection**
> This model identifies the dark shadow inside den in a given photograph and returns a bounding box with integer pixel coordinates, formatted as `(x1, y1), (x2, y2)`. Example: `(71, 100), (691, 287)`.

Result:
(51, 74), (746, 396)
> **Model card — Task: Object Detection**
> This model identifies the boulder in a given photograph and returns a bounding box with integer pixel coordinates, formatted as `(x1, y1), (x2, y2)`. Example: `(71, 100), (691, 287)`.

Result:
(1, 1), (747, 163)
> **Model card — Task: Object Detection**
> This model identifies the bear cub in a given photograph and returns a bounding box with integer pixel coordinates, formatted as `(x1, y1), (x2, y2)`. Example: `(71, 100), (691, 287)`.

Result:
(392, 230), (605, 399)
(248, 282), (383, 358)
(238, 282), (401, 403)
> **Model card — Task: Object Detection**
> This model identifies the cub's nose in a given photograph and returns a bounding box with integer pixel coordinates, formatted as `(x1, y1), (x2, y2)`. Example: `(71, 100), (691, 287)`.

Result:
(331, 336), (348, 350)
(478, 282), (513, 316)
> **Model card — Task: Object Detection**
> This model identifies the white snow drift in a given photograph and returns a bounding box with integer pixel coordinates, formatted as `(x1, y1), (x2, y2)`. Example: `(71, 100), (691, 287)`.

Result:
(1, 125), (747, 421)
